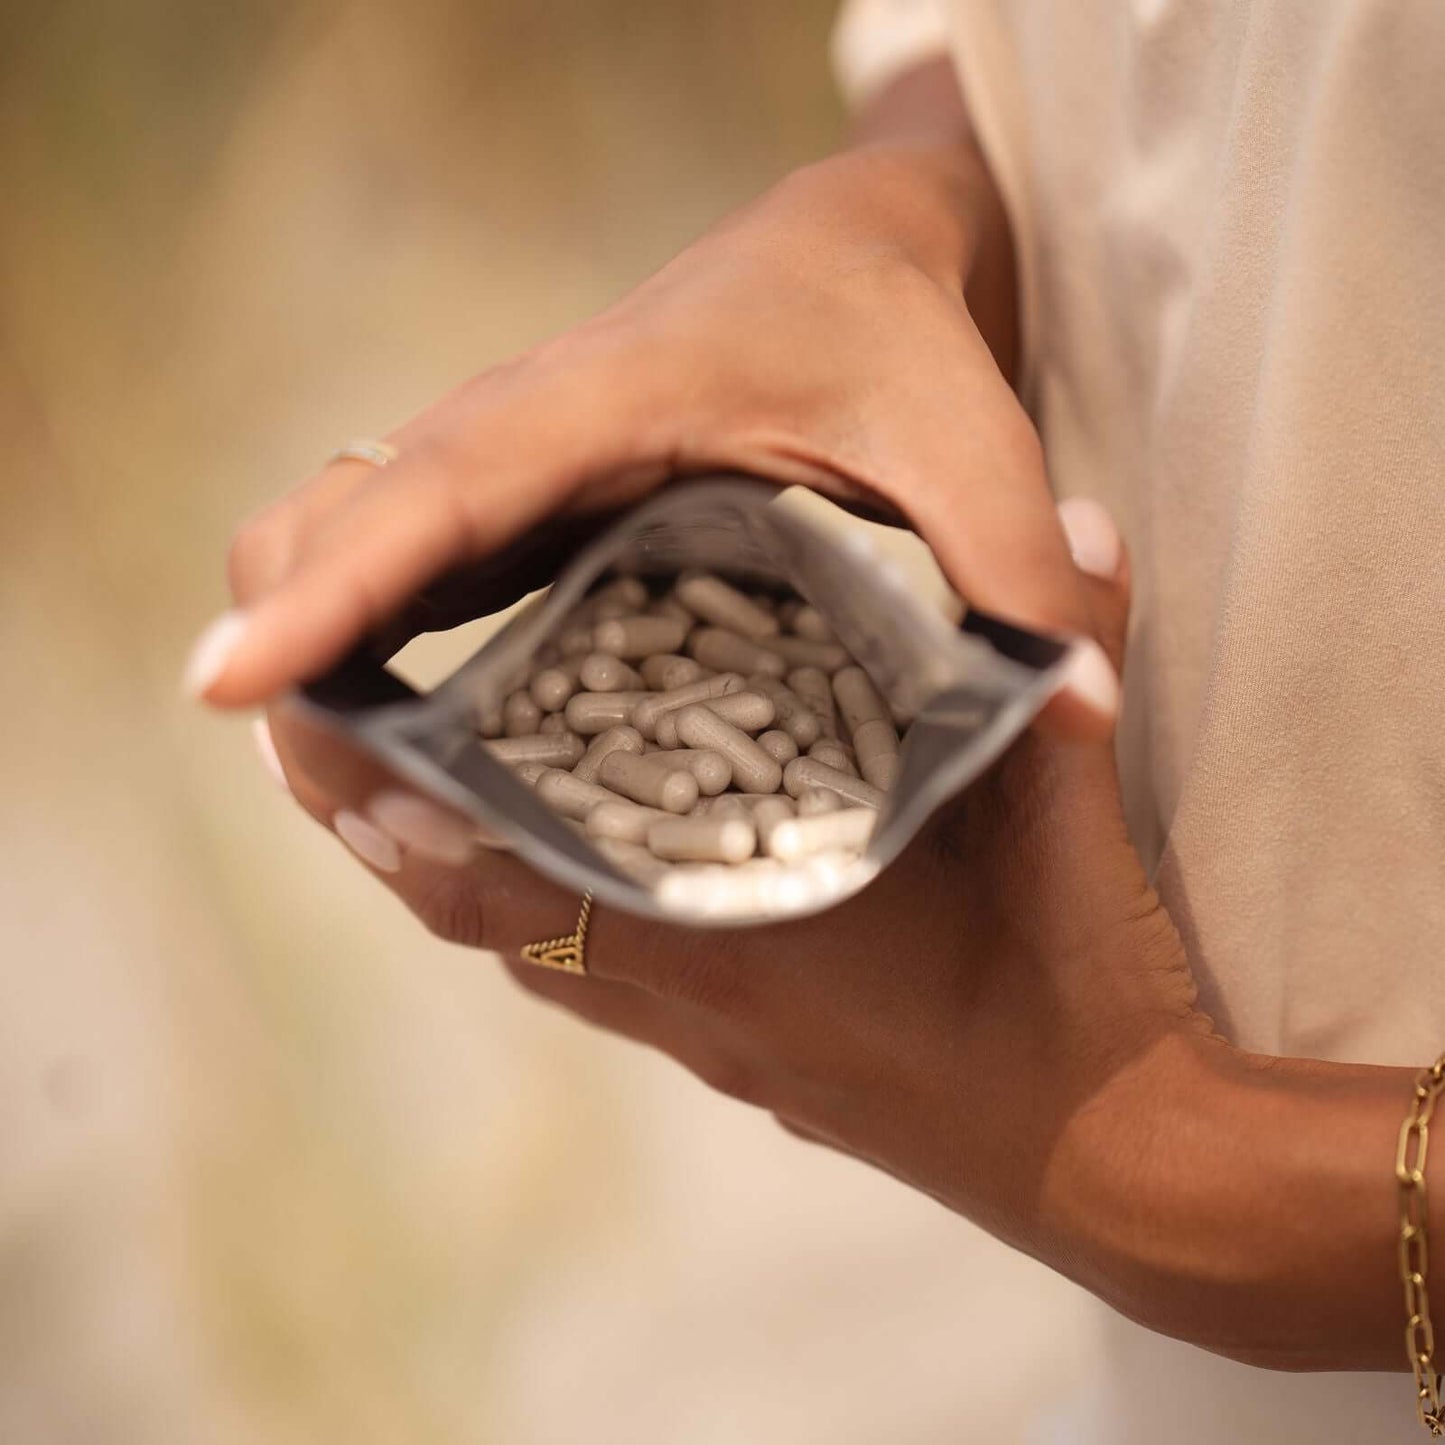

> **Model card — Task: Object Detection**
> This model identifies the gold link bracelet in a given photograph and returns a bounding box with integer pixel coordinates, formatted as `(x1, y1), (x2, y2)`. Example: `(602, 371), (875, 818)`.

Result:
(1399, 1051), (1445, 1435)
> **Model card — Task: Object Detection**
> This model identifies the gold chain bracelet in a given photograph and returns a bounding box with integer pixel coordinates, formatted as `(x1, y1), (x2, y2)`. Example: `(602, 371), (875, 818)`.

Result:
(1399, 1050), (1445, 1435)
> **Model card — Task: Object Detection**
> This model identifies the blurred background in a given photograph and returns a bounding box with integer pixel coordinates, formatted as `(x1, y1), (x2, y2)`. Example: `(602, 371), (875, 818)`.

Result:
(0, 3), (1101, 1440)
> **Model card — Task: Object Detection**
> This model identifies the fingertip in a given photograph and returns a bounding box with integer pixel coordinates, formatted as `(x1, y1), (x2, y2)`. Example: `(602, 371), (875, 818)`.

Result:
(1056, 497), (1122, 580)
(183, 610), (251, 702)
(251, 715), (288, 789)
(1033, 638), (1119, 742)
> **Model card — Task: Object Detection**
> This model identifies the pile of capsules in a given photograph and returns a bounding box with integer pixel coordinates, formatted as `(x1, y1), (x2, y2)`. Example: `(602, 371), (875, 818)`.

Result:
(480, 571), (905, 918)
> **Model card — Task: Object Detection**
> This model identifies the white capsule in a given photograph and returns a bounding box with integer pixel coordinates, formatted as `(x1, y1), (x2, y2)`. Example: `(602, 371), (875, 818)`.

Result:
(592, 615), (690, 659)
(654, 691), (773, 747)
(764, 635), (850, 671)
(789, 604), (835, 642)
(787, 666), (838, 738)
(578, 652), (645, 692)
(503, 690), (543, 737)
(536, 768), (627, 821)
(486, 733), (586, 768)
(756, 729), (799, 765)
(675, 704), (783, 794)
(639, 653), (706, 690)
(564, 691), (655, 735)
(750, 795), (796, 851)
(765, 807), (876, 863)
(833, 665), (900, 788)
(687, 626), (786, 678)
(599, 753), (700, 813)
(747, 674), (821, 747)
(796, 786), (842, 817)
(806, 738), (857, 776)
(647, 748), (732, 795)
(571, 724), (645, 784)
(477, 702), (505, 738)
(529, 655), (586, 711)
(647, 815), (757, 864)
(697, 794), (751, 821)
(593, 836), (671, 887)
(538, 713), (571, 735)
(585, 799), (673, 844)
(511, 761), (549, 786)
(782, 756), (884, 809)
(630, 672), (745, 738)
(673, 569), (780, 639)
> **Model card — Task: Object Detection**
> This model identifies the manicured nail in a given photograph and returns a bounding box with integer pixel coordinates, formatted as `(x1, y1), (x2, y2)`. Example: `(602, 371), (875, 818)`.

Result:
(184, 610), (249, 698)
(251, 716), (287, 788)
(1057, 497), (1121, 580)
(368, 791), (475, 866)
(1061, 638), (1120, 719)
(334, 809), (402, 873)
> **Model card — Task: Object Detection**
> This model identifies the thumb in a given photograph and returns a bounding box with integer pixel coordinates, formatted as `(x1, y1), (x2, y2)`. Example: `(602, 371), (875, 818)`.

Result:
(1056, 497), (1130, 675)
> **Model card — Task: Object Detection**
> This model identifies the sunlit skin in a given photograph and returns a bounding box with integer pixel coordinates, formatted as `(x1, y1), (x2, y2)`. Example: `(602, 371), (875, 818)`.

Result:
(197, 58), (1431, 1376)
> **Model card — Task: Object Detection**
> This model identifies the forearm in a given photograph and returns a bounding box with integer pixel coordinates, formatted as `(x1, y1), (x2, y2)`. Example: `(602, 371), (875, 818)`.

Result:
(1053, 1029), (1418, 1372)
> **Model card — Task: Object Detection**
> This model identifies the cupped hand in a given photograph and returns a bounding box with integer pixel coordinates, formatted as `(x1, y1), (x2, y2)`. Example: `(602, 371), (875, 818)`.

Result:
(260, 501), (1206, 1282)
(192, 142), (1116, 735)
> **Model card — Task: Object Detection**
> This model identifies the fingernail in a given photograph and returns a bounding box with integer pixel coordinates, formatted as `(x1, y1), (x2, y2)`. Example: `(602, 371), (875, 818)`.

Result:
(251, 716), (287, 788)
(334, 809), (402, 873)
(1061, 638), (1120, 719)
(1057, 497), (1121, 580)
(184, 610), (249, 698)
(368, 790), (475, 866)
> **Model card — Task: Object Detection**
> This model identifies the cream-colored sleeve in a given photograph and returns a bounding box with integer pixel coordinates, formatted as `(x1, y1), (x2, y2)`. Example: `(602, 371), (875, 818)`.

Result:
(830, 0), (953, 112)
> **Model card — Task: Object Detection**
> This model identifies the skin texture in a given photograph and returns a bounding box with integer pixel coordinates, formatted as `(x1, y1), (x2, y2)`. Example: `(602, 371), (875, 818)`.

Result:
(207, 61), (1430, 1378)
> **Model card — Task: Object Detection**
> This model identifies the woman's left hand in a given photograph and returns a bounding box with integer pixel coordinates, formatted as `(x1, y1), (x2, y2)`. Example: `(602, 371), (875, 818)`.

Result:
(264, 502), (1212, 1298)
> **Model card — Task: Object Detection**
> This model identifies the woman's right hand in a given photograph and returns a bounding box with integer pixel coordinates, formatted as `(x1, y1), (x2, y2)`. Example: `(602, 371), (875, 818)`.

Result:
(190, 140), (1117, 732)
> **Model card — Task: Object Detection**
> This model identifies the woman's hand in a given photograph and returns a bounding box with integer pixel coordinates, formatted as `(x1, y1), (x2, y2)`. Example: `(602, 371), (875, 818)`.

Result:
(189, 140), (1116, 734)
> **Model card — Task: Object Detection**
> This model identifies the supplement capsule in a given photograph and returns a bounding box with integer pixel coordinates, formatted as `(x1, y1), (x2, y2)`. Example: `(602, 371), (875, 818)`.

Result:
(477, 702), (505, 739)
(592, 615), (690, 659)
(757, 729), (799, 765)
(503, 690), (543, 737)
(787, 666), (838, 738)
(833, 665), (901, 789)
(599, 753), (700, 814)
(675, 703), (783, 794)
(782, 756), (884, 809)
(579, 652), (645, 692)
(593, 836), (670, 886)
(529, 655), (585, 711)
(796, 786), (842, 817)
(536, 768), (627, 821)
(538, 713), (571, 735)
(698, 795), (750, 821)
(687, 627), (786, 678)
(512, 761), (549, 786)
(571, 724), (645, 784)
(647, 748), (732, 795)
(554, 624), (594, 656)
(647, 815), (757, 864)
(806, 738), (858, 776)
(648, 594), (696, 626)
(639, 653), (706, 690)
(750, 795), (796, 851)
(564, 690), (655, 735)
(630, 672), (745, 738)
(486, 733), (586, 768)
(585, 799), (673, 845)
(747, 674), (822, 748)
(789, 605), (835, 642)
(764, 635), (850, 671)
(673, 569), (780, 639)
(765, 806), (876, 863)
(587, 575), (649, 612)
(654, 691), (774, 748)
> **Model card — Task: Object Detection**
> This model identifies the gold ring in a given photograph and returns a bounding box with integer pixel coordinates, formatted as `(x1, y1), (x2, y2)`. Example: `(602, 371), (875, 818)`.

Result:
(330, 438), (398, 469)
(521, 891), (593, 976)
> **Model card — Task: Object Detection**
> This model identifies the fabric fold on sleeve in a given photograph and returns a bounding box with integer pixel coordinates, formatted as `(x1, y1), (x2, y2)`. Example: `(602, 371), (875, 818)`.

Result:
(830, 0), (953, 111)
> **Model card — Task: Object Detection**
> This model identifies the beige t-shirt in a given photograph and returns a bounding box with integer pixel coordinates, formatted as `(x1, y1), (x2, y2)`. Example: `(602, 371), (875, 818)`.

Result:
(836, 2), (1445, 1439)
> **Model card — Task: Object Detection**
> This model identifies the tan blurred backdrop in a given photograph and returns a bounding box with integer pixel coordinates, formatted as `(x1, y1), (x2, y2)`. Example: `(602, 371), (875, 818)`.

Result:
(0, 4), (1101, 1441)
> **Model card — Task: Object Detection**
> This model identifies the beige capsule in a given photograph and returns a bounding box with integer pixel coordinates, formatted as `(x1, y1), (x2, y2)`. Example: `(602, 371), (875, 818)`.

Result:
(694, 794), (750, 821)
(599, 753), (700, 814)
(782, 756), (884, 809)
(787, 666), (838, 738)
(592, 614), (691, 659)
(639, 653), (706, 690)
(529, 654), (586, 711)
(511, 761), (550, 786)
(585, 799), (674, 845)
(554, 623), (595, 656)
(647, 815), (757, 865)
(765, 806), (876, 863)
(536, 768), (628, 821)
(593, 836), (670, 887)
(572, 724), (645, 784)
(564, 690), (655, 735)
(833, 665), (900, 789)
(806, 738), (858, 776)
(675, 703), (783, 794)
(630, 672), (745, 738)
(588, 575), (649, 612)
(687, 626), (787, 678)
(764, 635), (850, 671)
(648, 594), (695, 625)
(796, 786), (842, 817)
(750, 795), (797, 851)
(477, 702), (505, 739)
(673, 569), (780, 639)
(486, 733), (586, 768)
(579, 652), (645, 692)
(789, 604), (835, 642)
(503, 690), (544, 737)
(538, 713), (571, 736)
(756, 729), (799, 765)
(655, 859), (812, 919)
(647, 748), (732, 795)
(654, 691), (774, 747)
(747, 674), (822, 748)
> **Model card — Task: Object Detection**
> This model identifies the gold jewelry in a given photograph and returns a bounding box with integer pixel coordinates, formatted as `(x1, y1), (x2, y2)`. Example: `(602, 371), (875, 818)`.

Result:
(330, 438), (398, 469)
(521, 891), (593, 976)
(1398, 1049), (1445, 1435)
